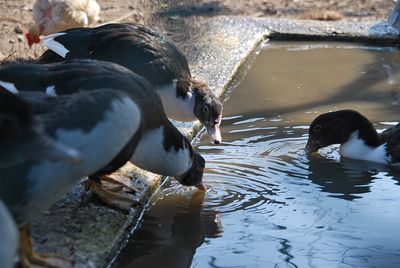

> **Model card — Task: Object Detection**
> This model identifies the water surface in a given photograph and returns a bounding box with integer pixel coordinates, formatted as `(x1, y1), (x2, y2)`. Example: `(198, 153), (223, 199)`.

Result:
(113, 42), (400, 268)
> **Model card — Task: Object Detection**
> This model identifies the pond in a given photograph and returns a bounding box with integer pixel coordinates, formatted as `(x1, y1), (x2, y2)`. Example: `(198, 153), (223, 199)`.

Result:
(112, 42), (400, 268)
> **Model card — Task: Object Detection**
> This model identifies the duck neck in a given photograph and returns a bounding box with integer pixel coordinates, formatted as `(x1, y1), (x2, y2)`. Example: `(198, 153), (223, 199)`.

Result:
(357, 123), (382, 148)
(130, 123), (194, 176)
(157, 81), (196, 122)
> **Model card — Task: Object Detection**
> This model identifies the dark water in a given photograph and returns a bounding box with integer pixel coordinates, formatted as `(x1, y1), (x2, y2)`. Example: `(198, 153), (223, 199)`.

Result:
(113, 42), (400, 268)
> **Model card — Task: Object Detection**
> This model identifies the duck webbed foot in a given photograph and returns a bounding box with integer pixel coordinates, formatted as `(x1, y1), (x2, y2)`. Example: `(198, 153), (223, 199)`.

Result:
(85, 175), (140, 211)
(19, 224), (73, 268)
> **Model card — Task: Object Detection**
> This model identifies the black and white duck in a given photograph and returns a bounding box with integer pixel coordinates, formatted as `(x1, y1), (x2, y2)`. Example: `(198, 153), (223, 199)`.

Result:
(37, 23), (223, 143)
(0, 89), (86, 267)
(0, 86), (143, 266)
(0, 89), (80, 168)
(0, 59), (206, 211)
(306, 109), (400, 164)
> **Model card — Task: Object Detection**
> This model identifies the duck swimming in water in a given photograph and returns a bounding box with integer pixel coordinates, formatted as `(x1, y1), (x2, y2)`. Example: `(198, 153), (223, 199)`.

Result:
(37, 23), (223, 144)
(306, 109), (400, 164)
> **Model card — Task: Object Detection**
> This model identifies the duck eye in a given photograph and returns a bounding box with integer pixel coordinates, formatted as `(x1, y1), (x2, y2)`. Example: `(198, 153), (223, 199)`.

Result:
(203, 105), (210, 115)
(313, 124), (322, 132)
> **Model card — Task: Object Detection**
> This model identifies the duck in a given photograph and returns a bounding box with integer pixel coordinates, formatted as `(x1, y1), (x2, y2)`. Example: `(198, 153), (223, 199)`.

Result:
(306, 109), (400, 164)
(37, 23), (223, 144)
(0, 199), (17, 268)
(0, 89), (86, 267)
(0, 59), (206, 211)
(0, 86), (144, 266)
(0, 89), (81, 168)
(25, 0), (100, 47)
(0, 91), (24, 268)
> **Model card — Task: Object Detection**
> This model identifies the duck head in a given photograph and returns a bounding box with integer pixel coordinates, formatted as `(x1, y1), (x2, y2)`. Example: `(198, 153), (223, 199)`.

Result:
(0, 90), (80, 167)
(306, 110), (380, 154)
(175, 152), (206, 190)
(192, 81), (223, 144)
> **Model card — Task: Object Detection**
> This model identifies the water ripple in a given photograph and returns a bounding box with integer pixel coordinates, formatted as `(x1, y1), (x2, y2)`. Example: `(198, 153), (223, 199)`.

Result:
(197, 132), (311, 214)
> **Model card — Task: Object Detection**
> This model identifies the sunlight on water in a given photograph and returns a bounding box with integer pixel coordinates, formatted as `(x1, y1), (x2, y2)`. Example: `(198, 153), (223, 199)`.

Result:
(113, 42), (400, 268)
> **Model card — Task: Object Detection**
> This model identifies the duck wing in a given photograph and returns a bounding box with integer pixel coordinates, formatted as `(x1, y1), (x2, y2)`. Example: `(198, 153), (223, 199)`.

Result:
(21, 88), (143, 175)
(0, 59), (160, 104)
(39, 23), (191, 88)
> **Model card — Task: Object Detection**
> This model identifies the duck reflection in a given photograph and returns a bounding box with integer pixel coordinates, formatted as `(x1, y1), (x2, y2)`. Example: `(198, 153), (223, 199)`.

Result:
(306, 154), (389, 200)
(113, 189), (222, 268)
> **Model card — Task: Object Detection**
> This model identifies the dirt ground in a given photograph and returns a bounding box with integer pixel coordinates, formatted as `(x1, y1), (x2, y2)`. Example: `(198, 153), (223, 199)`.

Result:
(0, 0), (397, 61)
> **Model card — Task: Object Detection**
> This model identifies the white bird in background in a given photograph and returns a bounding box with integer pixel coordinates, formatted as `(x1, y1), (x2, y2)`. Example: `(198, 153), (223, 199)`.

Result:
(25, 0), (100, 47)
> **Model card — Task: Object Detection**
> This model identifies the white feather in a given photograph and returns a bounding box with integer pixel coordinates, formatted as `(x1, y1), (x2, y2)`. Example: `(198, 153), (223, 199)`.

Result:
(157, 82), (196, 122)
(339, 131), (389, 163)
(0, 81), (19, 94)
(23, 96), (141, 221)
(131, 126), (192, 176)
(0, 200), (17, 268)
(42, 32), (69, 58)
(45, 85), (57, 96)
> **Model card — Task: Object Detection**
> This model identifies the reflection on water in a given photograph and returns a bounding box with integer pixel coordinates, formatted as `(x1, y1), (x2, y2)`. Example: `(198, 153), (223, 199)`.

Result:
(113, 190), (222, 268)
(113, 43), (400, 268)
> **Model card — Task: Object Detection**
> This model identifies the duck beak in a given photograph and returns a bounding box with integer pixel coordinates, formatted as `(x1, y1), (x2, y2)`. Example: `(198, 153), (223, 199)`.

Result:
(27, 134), (81, 163)
(206, 115), (222, 144)
(206, 122), (222, 144)
(305, 138), (319, 154)
(175, 153), (205, 188)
